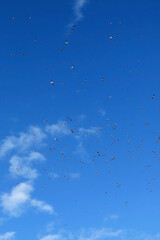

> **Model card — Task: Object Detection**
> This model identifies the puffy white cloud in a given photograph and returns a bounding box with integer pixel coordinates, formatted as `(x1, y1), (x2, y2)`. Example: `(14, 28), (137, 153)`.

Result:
(9, 152), (46, 180)
(1, 182), (33, 217)
(0, 127), (46, 158)
(0, 182), (54, 217)
(0, 232), (16, 240)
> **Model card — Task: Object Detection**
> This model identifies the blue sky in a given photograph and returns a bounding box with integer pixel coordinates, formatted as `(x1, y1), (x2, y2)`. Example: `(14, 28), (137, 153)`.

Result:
(0, 0), (160, 239)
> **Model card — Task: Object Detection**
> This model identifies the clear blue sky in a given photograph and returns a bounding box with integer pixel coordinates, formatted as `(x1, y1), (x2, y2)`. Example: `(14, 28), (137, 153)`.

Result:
(0, 0), (160, 239)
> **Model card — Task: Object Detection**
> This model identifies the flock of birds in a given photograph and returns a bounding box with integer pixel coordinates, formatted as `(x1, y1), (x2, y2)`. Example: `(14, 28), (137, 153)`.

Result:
(2, 15), (159, 213)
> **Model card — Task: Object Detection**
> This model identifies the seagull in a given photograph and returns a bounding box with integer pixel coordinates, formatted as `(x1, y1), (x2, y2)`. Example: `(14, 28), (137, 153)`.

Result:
(51, 80), (54, 86)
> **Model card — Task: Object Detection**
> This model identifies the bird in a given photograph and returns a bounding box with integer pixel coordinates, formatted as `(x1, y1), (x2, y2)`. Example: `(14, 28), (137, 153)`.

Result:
(152, 94), (155, 99)
(51, 80), (54, 86)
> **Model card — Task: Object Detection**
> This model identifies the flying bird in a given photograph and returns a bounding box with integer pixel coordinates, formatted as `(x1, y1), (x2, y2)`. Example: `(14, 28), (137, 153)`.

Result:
(51, 80), (54, 86)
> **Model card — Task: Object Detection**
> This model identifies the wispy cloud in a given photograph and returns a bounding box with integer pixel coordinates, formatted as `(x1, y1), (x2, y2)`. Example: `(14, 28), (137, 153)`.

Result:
(46, 222), (55, 233)
(73, 0), (88, 22)
(76, 127), (99, 138)
(46, 121), (99, 139)
(30, 199), (54, 214)
(39, 227), (123, 240)
(45, 121), (70, 136)
(40, 234), (62, 240)
(68, 0), (89, 28)
(0, 232), (16, 240)
(109, 214), (119, 220)
(69, 172), (80, 179)
(78, 228), (123, 240)
(104, 214), (119, 222)
(74, 142), (89, 160)
(39, 228), (160, 240)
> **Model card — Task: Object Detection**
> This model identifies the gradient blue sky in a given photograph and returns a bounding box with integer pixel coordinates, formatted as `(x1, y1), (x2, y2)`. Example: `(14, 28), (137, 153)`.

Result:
(0, 0), (160, 239)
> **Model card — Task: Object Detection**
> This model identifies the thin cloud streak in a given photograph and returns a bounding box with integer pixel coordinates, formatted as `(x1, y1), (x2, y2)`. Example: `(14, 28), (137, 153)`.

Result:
(68, 0), (89, 28)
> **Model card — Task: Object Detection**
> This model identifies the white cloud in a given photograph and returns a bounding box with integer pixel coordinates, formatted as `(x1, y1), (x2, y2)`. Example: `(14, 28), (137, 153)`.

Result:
(1, 182), (33, 217)
(78, 228), (123, 240)
(39, 228), (123, 240)
(38, 229), (160, 240)
(0, 126), (46, 158)
(0, 182), (54, 217)
(134, 232), (160, 240)
(67, 0), (88, 29)
(73, 0), (88, 22)
(46, 122), (99, 139)
(0, 121), (99, 219)
(77, 127), (99, 138)
(30, 199), (54, 214)
(0, 232), (16, 240)
(9, 152), (46, 180)
(40, 234), (63, 240)
(40, 230), (160, 240)
(45, 121), (70, 136)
